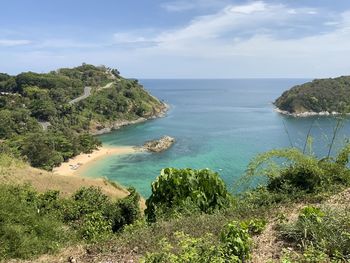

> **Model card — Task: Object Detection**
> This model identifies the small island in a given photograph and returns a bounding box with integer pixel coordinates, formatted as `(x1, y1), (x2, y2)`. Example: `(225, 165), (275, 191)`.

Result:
(274, 76), (350, 117)
(143, 136), (175, 152)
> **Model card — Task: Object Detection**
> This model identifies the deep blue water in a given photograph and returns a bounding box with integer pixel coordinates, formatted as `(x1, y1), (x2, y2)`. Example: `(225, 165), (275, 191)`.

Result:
(81, 79), (350, 196)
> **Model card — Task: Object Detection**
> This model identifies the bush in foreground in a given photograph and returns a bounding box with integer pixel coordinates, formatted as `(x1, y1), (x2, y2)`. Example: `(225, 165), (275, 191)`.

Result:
(145, 168), (232, 222)
(243, 144), (350, 196)
(0, 185), (68, 259)
(280, 205), (350, 261)
(141, 219), (259, 263)
(0, 184), (141, 260)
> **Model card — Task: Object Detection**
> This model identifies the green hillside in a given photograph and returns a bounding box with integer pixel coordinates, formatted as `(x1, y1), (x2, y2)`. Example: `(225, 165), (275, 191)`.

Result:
(275, 76), (350, 114)
(0, 64), (166, 170)
(2, 142), (350, 262)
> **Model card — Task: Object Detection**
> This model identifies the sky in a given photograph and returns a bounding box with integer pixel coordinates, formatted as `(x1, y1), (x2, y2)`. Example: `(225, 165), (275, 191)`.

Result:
(1, 0), (350, 78)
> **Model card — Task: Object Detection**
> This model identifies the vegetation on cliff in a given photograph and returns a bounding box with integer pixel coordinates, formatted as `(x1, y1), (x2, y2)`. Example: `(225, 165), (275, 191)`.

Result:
(274, 76), (350, 114)
(0, 64), (165, 170)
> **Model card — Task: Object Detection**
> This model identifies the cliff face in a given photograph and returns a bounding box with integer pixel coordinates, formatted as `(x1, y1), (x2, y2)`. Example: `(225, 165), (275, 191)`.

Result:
(89, 103), (169, 135)
(274, 76), (350, 115)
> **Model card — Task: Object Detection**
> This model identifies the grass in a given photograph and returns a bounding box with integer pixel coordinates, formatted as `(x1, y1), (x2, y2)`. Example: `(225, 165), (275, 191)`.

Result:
(278, 204), (350, 262)
(0, 153), (129, 199)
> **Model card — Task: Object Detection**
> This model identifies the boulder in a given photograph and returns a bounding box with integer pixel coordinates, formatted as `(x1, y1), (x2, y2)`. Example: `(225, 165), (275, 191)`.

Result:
(143, 136), (175, 152)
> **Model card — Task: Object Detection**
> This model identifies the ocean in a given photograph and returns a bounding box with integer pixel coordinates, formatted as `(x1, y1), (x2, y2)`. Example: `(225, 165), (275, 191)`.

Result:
(81, 79), (350, 196)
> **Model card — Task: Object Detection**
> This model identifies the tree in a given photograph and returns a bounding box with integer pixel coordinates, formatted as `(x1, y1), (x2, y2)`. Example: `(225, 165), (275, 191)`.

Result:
(20, 133), (63, 170)
(29, 99), (57, 121)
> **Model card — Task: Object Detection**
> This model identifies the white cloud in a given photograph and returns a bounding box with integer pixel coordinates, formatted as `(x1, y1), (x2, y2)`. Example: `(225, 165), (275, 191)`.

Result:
(2, 1), (350, 78)
(229, 1), (266, 14)
(161, 0), (228, 12)
(148, 1), (324, 53)
(107, 2), (350, 77)
(0, 39), (31, 47)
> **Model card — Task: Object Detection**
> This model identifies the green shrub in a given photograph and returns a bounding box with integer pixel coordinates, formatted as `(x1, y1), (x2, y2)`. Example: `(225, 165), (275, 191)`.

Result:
(61, 186), (141, 242)
(63, 186), (109, 221)
(36, 190), (62, 216)
(280, 206), (350, 260)
(0, 185), (68, 260)
(281, 246), (329, 263)
(220, 221), (252, 262)
(141, 220), (254, 263)
(108, 187), (141, 232)
(145, 168), (232, 222)
(80, 211), (112, 242)
(299, 206), (325, 223)
(240, 218), (267, 235)
(141, 232), (222, 263)
(243, 145), (350, 197)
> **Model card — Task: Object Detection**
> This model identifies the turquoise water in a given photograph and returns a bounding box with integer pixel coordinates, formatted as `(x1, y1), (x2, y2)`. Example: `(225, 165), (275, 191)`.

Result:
(82, 79), (350, 196)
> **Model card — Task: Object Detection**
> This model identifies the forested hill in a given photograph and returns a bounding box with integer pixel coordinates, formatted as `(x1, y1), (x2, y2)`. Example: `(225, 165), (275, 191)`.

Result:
(0, 64), (166, 170)
(274, 76), (350, 115)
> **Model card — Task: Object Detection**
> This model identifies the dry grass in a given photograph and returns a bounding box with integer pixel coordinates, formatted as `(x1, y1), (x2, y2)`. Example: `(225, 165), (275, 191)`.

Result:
(0, 164), (129, 199)
(251, 188), (350, 262)
(251, 203), (305, 263)
(324, 187), (350, 208)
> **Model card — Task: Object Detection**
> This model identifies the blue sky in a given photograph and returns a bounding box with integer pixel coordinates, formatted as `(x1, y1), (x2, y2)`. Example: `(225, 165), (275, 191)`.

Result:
(1, 0), (350, 78)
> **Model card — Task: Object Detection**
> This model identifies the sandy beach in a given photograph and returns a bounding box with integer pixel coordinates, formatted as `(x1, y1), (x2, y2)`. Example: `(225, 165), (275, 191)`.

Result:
(53, 146), (139, 176)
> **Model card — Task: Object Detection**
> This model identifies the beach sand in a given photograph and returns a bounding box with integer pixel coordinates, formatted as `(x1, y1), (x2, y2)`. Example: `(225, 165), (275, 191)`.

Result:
(53, 146), (139, 176)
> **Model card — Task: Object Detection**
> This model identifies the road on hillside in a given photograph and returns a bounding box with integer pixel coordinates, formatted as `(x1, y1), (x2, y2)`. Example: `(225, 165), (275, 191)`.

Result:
(69, 86), (92, 105)
(39, 82), (114, 130)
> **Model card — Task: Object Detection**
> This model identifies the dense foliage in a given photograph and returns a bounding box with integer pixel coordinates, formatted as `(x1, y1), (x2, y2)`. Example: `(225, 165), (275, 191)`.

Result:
(0, 185), (67, 259)
(274, 76), (350, 113)
(0, 184), (141, 260)
(145, 168), (232, 222)
(0, 64), (165, 170)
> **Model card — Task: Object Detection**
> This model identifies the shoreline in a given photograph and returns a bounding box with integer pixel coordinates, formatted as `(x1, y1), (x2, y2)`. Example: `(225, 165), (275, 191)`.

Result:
(53, 102), (169, 176)
(90, 102), (169, 135)
(53, 146), (141, 176)
(274, 107), (346, 118)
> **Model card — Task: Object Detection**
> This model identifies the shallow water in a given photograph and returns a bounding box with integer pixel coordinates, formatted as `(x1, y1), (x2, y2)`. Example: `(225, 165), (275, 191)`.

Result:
(81, 79), (350, 196)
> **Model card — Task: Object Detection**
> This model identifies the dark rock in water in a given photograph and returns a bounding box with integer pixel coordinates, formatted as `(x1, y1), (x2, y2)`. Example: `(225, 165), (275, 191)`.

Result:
(143, 136), (175, 152)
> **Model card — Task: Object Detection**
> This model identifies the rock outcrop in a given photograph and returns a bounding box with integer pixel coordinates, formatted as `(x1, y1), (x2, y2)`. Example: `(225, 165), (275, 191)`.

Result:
(143, 136), (175, 152)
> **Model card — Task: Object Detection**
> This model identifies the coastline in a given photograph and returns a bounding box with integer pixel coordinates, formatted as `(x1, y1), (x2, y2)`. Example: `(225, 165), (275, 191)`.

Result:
(53, 146), (141, 176)
(274, 107), (344, 117)
(53, 102), (169, 176)
(90, 102), (169, 135)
